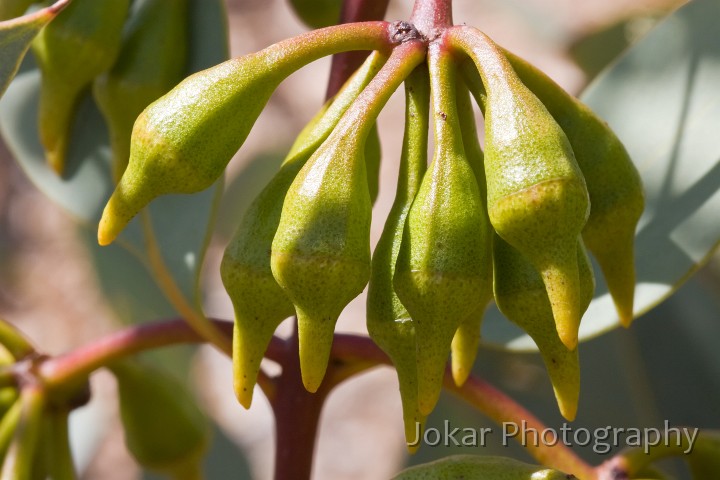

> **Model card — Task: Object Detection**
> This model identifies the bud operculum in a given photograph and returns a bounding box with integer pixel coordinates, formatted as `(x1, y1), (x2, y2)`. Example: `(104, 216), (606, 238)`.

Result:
(272, 41), (427, 393)
(394, 43), (492, 416)
(367, 63), (430, 451)
(222, 51), (388, 408)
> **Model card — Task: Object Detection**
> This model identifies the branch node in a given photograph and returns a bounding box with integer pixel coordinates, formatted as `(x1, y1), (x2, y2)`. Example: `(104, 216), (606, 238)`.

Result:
(390, 21), (426, 44)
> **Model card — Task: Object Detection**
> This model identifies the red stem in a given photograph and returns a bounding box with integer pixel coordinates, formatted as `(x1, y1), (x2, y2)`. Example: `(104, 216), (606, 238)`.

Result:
(444, 376), (596, 479)
(38, 319), (232, 390)
(409, 0), (453, 39)
(37, 317), (594, 477)
(325, 0), (391, 99)
(271, 325), (329, 480)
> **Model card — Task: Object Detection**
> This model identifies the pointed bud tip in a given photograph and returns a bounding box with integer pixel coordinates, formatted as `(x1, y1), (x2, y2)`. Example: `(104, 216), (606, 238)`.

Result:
(616, 299), (635, 328)
(554, 309), (580, 351)
(417, 394), (439, 417)
(406, 442), (421, 455)
(559, 332), (578, 352)
(404, 413), (426, 454)
(235, 384), (254, 410)
(301, 373), (322, 394)
(97, 188), (138, 246)
(559, 403), (577, 422)
(297, 310), (335, 395)
(550, 371), (579, 421)
(451, 333), (479, 388)
(451, 364), (470, 387)
(47, 149), (66, 176)
(97, 214), (118, 246)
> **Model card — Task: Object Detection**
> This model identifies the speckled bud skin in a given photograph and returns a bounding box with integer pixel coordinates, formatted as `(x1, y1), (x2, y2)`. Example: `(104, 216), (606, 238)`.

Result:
(31, 0), (130, 174)
(94, 0), (189, 183)
(504, 51), (643, 327)
(452, 29), (590, 351)
(367, 64), (430, 451)
(461, 50), (643, 328)
(493, 235), (594, 421)
(221, 52), (387, 408)
(365, 123), (382, 204)
(97, 22), (392, 246)
(272, 41), (426, 393)
(449, 80), (494, 387)
(394, 44), (492, 416)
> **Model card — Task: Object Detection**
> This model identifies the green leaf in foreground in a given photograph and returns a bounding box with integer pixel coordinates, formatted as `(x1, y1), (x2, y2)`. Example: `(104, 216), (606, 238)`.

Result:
(392, 455), (570, 479)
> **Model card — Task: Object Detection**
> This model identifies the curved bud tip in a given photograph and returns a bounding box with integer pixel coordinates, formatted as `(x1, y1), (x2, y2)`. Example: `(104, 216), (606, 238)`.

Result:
(98, 178), (154, 246)
(416, 343), (450, 416)
(235, 384), (253, 410)
(542, 259), (582, 351)
(46, 146), (66, 176)
(596, 244), (636, 328)
(450, 318), (483, 387)
(551, 368), (579, 421)
(297, 309), (335, 393)
(451, 361), (470, 388)
(544, 345), (580, 421)
(405, 414), (426, 454)
(98, 193), (127, 246)
(556, 391), (578, 422)
(233, 325), (258, 410)
(556, 319), (579, 352)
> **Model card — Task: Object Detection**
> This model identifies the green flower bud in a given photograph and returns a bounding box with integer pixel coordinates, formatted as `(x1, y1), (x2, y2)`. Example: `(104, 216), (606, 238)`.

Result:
(97, 22), (393, 246)
(449, 27), (590, 350)
(392, 455), (571, 479)
(394, 45), (492, 416)
(493, 235), (594, 421)
(110, 360), (210, 478)
(365, 122), (382, 204)
(94, 0), (189, 183)
(221, 51), (387, 408)
(449, 79), (493, 387)
(367, 63), (429, 452)
(31, 0), (130, 174)
(503, 51), (644, 327)
(271, 40), (425, 393)
(459, 50), (644, 328)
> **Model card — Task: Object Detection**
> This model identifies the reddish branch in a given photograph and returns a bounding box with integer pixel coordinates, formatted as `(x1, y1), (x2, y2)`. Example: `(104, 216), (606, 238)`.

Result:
(325, 0), (391, 99)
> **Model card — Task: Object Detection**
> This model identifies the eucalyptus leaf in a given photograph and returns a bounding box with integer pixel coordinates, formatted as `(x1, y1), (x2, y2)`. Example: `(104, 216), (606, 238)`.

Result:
(482, 0), (720, 350)
(0, 0), (68, 98)
(0, 0), (229, 325)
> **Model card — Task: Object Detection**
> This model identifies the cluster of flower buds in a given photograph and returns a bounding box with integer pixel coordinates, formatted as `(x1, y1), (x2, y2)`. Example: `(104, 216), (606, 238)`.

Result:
(96, 17), (643, 449)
